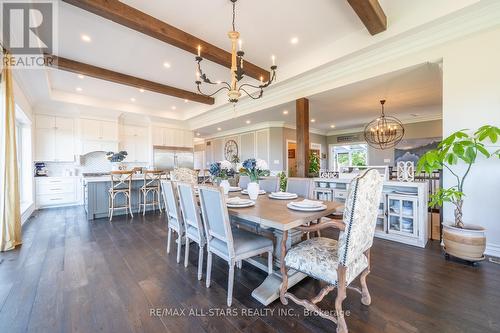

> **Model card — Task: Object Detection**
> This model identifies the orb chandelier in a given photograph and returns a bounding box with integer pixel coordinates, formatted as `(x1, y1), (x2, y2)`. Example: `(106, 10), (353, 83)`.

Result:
(195, 0), (277, 104)
(364, 100), (405, 149)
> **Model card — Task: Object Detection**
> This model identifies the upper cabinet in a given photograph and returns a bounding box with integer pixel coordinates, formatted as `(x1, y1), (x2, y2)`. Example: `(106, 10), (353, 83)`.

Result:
(35, 115), (75, 162)
(119, 125), (149, 163)
(151, 126), (193, 148)
(80, 118), (118, 154)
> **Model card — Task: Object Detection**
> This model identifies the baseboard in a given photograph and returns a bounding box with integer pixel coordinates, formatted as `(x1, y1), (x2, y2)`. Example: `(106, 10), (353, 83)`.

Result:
(485, 242), (500, 258)
(21, 203), (35, 225)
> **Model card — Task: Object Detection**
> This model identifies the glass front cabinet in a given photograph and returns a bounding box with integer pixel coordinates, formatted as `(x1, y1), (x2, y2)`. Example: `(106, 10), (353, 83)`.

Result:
(386, 194), (418, 238)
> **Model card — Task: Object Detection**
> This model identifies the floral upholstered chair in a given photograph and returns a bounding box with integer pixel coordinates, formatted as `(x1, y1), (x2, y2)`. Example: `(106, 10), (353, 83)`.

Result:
(170, 168), (199, 184)
(280, 169), (383, 333)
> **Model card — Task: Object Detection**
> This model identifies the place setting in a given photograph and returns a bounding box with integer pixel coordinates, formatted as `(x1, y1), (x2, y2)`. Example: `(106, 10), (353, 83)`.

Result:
(287, 199), (327, 212)
(229, 186), (242, 192)
(226, 196), (255, 208)
(241, 189), (266, 195)
(268, 191), (298, 200)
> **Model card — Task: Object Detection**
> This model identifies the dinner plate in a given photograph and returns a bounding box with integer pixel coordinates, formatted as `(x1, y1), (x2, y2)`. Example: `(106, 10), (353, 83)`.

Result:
(229, 187), (242, 192)
(289, 200), (324, 208)
(287, 203), (327, 212)
(241, 189), (266, 195)
(269, 193), (298, 200)
(227, 201), (255, 208)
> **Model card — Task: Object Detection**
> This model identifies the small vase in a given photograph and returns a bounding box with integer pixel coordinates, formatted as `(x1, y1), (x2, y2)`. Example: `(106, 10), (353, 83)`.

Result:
(247, 182), (260, 200)
(220, 179), (230, 196)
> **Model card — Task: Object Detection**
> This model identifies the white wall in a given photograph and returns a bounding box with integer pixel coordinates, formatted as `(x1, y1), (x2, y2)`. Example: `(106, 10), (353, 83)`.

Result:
(441, 28), (500, 256)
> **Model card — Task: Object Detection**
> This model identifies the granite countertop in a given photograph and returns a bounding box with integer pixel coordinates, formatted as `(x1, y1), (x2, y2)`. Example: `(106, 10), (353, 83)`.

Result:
(83, 175), (168, 183)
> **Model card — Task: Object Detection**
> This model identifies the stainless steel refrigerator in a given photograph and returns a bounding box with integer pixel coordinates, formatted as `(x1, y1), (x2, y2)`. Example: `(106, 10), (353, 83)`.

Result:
(153, 146), (194, 170)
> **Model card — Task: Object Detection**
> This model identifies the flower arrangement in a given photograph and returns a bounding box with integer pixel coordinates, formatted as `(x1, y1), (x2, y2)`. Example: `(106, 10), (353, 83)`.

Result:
(239, 158), (270, 182)
(209, 160), (234, 180)
(106, 151), (128, 162)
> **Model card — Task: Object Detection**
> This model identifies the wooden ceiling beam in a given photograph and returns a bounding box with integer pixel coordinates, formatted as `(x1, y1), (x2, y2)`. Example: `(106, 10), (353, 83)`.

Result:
(347, 0), (387, 35)
(44, 55), (215, 105)
(62, 0), (271, 81)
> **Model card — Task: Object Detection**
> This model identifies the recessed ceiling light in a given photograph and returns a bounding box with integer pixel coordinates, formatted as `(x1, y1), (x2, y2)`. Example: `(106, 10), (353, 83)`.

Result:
(330, 124), (336, 128)
(130, 97), (136, 102)
(77, 74), (85, 79)
(75, 87), (82, 92)
(311, 118), (316, 123)
(184, 99), (189, 103)
(171, 105), (176, 110)
(81, 34), (91, 42)
(290, 37), (299, 45)
(283, 110), (289, 115)
(163, 62), (171, 68)
(217, 127), (222, 131)
(139, 88), (145, 93)
(245, 120), (251, 124)
(196, 132), (201, 136)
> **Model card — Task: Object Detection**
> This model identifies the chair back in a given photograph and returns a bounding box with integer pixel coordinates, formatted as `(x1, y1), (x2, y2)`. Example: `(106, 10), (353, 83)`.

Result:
(337, 169), (383, 267)
(238, 175), (250, 189)
(171, 168), (198, 184)
(177, 182), (205, 243)
(143, 170), (163, 188)
(286, 177), (313, 198)
(161, 180), (183, 232)
(259, 176), (279, 193)
(109, 171), (133, 192)
(198, 185), (235, 258)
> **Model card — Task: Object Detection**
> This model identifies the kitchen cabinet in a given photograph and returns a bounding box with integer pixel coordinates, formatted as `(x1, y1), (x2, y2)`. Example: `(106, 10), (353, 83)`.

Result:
(80, 118), (118, 154)
(151, 126), (193, 147)
(36, 176), (79, 208)
(119, 125), (149, 162)
(35, 115), (75, 162)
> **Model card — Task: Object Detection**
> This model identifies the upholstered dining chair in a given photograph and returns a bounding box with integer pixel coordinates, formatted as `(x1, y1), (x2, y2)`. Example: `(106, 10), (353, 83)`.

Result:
(198, 185), (274, 307)
(161, 180), (184, 263)
(238, 175), (250, 189)
(286, 177), (313, 199)
(171, 168), (199, 184)
(280, 169), (383, 333)
(259, 176), (279, 193)
(177, 182), (206, 280)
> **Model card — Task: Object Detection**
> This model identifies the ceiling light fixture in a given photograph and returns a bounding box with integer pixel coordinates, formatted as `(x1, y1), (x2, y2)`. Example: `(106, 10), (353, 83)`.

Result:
(245, 120), (251, 124)
(76, 87), (82, 92)
(130, 97), (136, 102)
(196, 132), (201, 136)
(195, 0), (277, 104)
(139, 88), (145, 93)
(171, 106), (176, 110)
(311, 118), (316, 123)
(163, 62), (171, 68)
(217, 127), (222, 131)
(283, 110), (289, 115)
(81, 34), (91, 42)
(364, 100), (405, 150)
(290, 37), (299, 44)
(77, 74), (85, 79)
(330, 124), (336, 128)
(184, 99), (189, 103)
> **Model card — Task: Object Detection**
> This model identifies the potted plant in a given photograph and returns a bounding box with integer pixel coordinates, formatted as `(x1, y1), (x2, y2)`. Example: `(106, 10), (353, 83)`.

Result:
(239, 158), (270, 200)
(417, 125), (500, 261)
(277, 171), (287, 192)
(106, 151), (128, 170)
(209, 160), (233, 195)
(308, 151), (320, 177)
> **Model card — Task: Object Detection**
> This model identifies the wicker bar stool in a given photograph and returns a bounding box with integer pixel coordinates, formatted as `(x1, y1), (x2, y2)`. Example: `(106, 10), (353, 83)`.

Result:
(108, 170), (134, 221)
(138, 170), (163, 215)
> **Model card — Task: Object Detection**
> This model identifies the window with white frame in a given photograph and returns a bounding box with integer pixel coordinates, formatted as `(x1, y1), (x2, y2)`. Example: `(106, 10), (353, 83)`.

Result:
(330, 144), (368, 171)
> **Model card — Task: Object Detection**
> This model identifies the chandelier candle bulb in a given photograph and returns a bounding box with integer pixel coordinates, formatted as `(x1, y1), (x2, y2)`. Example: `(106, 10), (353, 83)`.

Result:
(197, 45), (201, 57)
(272, 55), (276, 65)
(238, 39), (242, 51)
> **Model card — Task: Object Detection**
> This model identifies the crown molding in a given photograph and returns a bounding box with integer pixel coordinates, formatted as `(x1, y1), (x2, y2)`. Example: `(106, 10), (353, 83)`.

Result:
(187, 0), (500, 130)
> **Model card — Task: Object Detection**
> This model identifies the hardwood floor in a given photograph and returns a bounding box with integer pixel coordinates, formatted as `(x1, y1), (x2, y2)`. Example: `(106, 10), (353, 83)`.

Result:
(1, 206), (499, 333)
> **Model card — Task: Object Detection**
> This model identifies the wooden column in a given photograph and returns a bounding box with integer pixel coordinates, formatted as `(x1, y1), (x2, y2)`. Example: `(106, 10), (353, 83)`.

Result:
(296, 98), (310, 178)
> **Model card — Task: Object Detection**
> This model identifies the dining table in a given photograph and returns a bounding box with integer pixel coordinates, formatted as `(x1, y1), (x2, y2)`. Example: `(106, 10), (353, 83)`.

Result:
(225, 192), (344, 306)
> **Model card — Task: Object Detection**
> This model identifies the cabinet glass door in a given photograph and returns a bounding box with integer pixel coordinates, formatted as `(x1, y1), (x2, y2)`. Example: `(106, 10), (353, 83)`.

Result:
(387, 195), (418, 237)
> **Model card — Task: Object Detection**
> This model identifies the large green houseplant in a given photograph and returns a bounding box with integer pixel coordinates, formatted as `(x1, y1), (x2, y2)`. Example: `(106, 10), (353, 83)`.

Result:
(417, 125), (500, 260)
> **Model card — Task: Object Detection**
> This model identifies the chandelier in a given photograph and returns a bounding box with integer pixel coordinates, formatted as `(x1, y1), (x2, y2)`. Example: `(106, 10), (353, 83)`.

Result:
(195, 0), (277, 104)
(364, 100), (405, 149)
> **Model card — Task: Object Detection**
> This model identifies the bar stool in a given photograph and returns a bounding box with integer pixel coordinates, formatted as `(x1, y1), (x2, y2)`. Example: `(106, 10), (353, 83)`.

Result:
(138, 170), (163, 215)
(108, 170), (134, 221)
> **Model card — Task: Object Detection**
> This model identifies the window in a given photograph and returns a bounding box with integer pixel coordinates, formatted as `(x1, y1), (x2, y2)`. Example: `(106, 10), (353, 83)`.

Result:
(330, 144), (368, 171)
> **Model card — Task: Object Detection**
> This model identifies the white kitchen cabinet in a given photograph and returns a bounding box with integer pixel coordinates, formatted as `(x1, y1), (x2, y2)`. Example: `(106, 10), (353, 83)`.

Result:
(35, 115), (75, 162)
(119, 125), (149, 162)
(36, 176), (78, 208)
(80, 118), (118, 154)
(100, 121), (118, 141)
(151, 126), (193, 147)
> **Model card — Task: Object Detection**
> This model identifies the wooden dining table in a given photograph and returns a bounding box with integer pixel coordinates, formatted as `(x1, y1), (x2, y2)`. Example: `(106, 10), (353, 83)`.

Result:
(226, 192), (344, 305)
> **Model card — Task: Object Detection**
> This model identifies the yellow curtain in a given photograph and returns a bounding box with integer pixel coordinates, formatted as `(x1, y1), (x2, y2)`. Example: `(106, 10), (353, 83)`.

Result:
(0, 51), (22, 251)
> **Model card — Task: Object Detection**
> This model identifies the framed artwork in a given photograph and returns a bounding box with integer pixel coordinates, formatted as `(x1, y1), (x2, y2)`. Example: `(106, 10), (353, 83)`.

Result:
(288, 149), (295, 158)
(394, 137), (441, 165)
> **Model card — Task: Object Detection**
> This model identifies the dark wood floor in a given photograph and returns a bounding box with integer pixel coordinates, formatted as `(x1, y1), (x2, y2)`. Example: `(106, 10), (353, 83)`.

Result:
(1, 207), (499, 333)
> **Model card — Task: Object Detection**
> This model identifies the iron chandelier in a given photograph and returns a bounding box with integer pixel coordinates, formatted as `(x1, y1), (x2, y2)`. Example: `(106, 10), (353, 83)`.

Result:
(364, 100), (405, 150)
(195, 0), (277, 103)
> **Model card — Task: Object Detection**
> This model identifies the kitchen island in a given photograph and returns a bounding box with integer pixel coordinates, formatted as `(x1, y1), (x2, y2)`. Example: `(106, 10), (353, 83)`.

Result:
(83, 175), (165, 220)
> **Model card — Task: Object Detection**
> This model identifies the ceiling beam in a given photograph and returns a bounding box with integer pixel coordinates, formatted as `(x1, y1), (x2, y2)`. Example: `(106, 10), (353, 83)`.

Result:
(44, 55), (215, 105)
(347, 0), (387, 35)
(62, 0), (271, 82)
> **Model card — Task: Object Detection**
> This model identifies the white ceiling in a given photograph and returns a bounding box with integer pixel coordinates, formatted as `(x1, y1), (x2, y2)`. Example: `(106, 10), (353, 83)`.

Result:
(195, 62), (443, 136)
(13, 0), (477, 122)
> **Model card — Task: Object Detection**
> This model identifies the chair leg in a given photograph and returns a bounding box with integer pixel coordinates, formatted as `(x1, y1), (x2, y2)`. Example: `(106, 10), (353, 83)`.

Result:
(335, 266), (348, 333)
(267, 250), (273, 274)
(360, 249), (372, 306)
(227, 260), (235, 307)
(279, 231), (289, 305)
(128, 193), (134, 218)
(184, 237), (190, 268)
(109, 194), (114, 222)
(237, 260), (242, 269)
(197, 245), (204, 280)
(166, 228), (172, 254)
(206, 251), (212, 288)
(176, 232), (182, 264)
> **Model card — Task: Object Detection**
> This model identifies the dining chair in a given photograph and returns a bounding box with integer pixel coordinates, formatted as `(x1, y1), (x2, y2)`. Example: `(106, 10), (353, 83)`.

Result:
(108, 170), (134, 221)
(259, 176), (279, 193)
(161, 180), (184, 263)
(139, 170), (163, 215)
(280, 169), (383, 333)
(286, 177), (313, 198)
(177, 182), (206, 280)
(238, 175), (250, 189)
(171, 168), (199, 184)
(198, 185), (274, 307)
